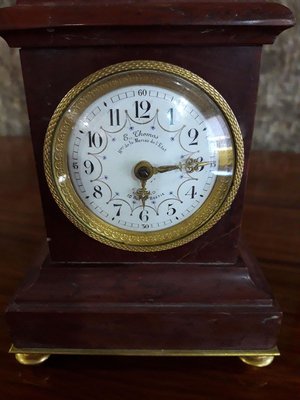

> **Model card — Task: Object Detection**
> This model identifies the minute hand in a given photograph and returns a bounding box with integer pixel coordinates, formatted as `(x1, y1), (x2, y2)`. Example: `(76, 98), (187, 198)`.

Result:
(153, 165), (179, 174)
(153, 159), (210, 174)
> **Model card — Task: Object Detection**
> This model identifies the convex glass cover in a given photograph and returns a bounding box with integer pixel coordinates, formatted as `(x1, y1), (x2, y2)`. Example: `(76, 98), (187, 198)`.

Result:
(44, 61), (244, 251)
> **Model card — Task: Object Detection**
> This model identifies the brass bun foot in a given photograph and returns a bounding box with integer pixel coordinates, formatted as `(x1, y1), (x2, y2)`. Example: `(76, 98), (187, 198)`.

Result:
(240, 355), (275, 367)
(15, 353), (50, 366)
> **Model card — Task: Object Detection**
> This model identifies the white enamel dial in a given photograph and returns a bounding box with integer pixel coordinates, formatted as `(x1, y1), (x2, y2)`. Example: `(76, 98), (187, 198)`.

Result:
(44, 61), (244, 251)
(68, 84), (224, 232)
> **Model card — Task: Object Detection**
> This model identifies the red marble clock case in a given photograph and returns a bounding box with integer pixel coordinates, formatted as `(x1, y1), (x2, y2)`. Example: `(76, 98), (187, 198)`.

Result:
(0, 1), (294, 351)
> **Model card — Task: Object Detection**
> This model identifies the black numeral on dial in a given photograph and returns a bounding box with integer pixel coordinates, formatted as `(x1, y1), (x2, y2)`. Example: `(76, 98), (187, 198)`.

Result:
(109, 109), (120, 126)
(167, 203), (176, 215)
(135, 100), (151, 119)
(83, 160), (94, 175)
(139, 209), (149, 222)
(113, 203), (122, 216)
(185, 185), (197, 199)
(88, 131), (103, 148)
(188, 128), (199, 146)
(167, 108), (174, 125)
(93, 185), (103, 199)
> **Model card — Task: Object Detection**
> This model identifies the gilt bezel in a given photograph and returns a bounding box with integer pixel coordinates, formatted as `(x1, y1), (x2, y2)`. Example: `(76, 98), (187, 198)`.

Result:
(43, 60), (244, 252)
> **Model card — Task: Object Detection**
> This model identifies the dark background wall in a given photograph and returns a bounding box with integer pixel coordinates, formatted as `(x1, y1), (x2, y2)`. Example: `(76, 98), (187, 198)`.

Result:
(0, 0), (298, 152)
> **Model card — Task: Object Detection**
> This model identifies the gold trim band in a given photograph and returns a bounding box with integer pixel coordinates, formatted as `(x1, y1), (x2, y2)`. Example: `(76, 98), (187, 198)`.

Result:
(10, 345), (279, 357)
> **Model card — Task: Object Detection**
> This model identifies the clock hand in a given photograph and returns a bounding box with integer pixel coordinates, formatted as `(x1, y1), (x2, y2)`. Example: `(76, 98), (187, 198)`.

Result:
(134, 158), (210, 180)
(180, 159), (210, 173)
(133, 161), (152, 208)
(135, 180), (150, 209)
(153, 159), (210, 174)
(152, 165), (179, 173)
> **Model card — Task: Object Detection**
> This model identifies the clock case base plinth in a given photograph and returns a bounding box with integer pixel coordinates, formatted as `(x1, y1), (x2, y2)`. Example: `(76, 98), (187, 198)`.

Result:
(6, 241), (282, 355)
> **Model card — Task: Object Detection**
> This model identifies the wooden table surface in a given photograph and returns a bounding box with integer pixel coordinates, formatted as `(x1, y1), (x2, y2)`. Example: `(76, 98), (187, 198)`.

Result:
(0, 137), (299, 400)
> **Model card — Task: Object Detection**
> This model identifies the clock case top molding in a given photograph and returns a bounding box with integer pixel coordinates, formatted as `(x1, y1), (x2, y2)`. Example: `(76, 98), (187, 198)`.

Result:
(0, 1), (295, 352)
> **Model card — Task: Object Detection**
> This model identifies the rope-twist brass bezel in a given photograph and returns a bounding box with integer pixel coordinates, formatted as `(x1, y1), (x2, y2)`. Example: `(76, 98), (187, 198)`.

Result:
(43, 60), (244, 252)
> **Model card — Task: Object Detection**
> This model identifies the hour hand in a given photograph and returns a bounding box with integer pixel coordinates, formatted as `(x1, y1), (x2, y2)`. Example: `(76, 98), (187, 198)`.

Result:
(135, 180), (150, 209)
(133, 161), (152, 208)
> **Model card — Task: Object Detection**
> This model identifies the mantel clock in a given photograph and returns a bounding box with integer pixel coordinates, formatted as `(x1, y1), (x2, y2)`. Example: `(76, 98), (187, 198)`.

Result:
(0, 0), (294, 367)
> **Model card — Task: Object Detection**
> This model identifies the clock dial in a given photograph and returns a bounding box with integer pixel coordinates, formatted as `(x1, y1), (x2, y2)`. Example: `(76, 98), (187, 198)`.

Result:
(44, 61), (244, 251)
(68, 85), (223, 232)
